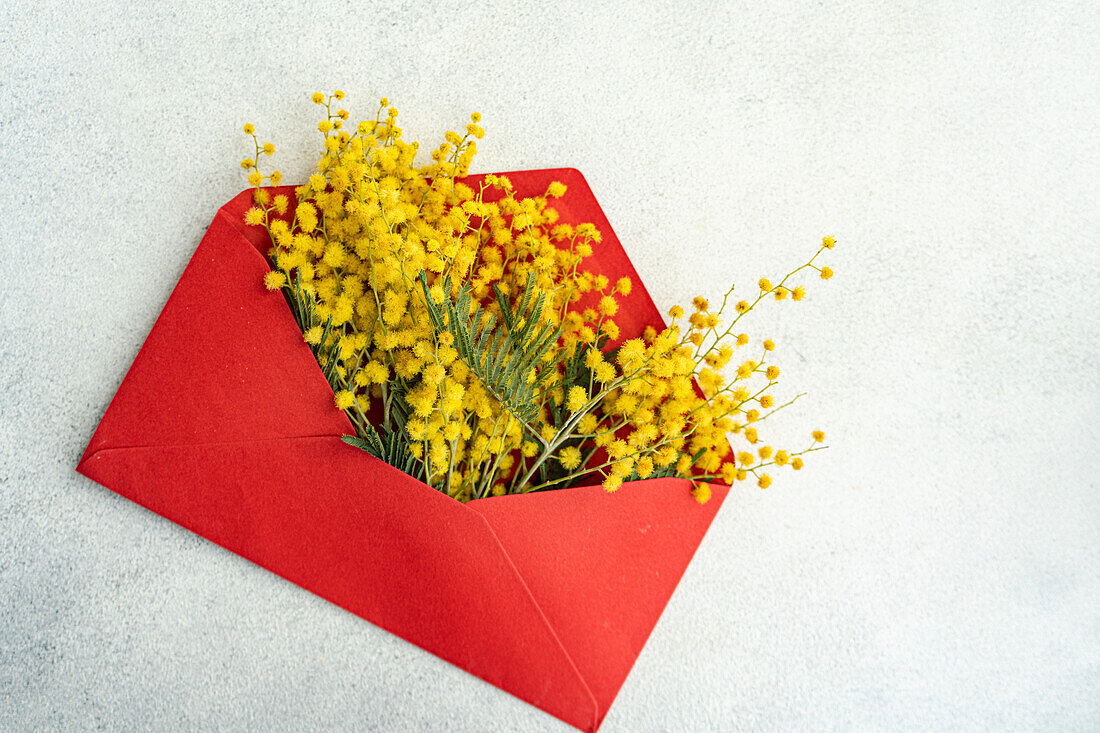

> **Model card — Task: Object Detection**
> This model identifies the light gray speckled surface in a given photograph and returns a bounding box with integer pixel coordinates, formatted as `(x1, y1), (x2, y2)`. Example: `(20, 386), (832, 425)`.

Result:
(1, 1), (1098, 730)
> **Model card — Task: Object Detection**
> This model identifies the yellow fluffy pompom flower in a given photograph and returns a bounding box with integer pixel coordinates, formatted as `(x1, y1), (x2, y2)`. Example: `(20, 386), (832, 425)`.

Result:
(245, 207), (266, 226)
(691, 483), (712, 504)
(558, 446), (582, 471)
(364, 361), (389, 384)
(616, 338), (645, 368)
(334, 390), (356, 410)
(576, 413), (599, 434)
(566, 386), (588, 413)
(546, 181), (567, 198)
(594, 362), (617, 383)
(602, 474), (623, 493)
(263, 270), (287, 290)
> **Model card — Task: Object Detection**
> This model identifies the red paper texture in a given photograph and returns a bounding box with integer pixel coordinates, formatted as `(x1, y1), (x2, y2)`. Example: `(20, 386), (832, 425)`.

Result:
(77, 169), (729, 731)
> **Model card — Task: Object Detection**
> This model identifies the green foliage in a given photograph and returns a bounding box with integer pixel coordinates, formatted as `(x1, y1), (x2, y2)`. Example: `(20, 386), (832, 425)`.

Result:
(419, 273), (561, 428)
(341, 425), (424, 481)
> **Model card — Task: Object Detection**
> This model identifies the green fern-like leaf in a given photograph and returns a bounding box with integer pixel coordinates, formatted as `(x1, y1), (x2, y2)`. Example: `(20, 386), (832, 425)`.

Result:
(341, 424), (424, 481)
(420, 273), (561, 428)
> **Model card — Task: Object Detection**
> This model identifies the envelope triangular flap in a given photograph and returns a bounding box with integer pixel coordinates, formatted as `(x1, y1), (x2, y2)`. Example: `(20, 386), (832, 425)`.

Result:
(465, 167), (666, 349)
(468, 478), (729, 727)
(79, 208), (349, 464)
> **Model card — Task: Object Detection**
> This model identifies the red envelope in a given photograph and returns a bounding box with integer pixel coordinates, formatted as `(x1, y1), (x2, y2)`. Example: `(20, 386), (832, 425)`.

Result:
(77, 168), (729, 731)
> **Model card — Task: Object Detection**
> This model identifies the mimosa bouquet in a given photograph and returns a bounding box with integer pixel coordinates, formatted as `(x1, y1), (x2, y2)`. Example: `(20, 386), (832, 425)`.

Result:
(78, 90), (835, 732)
(240, 91), (832, 503)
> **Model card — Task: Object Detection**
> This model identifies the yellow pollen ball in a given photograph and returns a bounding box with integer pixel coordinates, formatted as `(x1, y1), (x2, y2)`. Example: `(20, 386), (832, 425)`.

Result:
(558, 446), (582, 471)
(334, 390), (355, 410)
(566, 386), (587, 413)
(263, 271), (286, 290)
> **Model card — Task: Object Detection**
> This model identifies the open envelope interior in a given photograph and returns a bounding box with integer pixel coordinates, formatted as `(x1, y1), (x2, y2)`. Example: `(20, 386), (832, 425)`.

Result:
(77, 169), (729, 732)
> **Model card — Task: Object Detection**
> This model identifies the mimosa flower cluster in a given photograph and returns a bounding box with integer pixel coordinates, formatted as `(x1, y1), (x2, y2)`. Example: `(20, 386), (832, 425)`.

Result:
(239, 92), (832, 502)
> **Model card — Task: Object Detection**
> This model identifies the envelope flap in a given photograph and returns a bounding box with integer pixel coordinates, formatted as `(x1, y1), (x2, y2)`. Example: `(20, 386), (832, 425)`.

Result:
(471, 168), (666, 347)
(468, 478), (729, 728)
(80, 208), (350, 464)
(79, 436), (599, 731)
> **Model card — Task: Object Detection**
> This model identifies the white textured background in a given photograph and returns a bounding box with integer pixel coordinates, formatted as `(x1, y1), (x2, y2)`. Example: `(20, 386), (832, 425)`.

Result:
(1, 1), (1097, 730)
